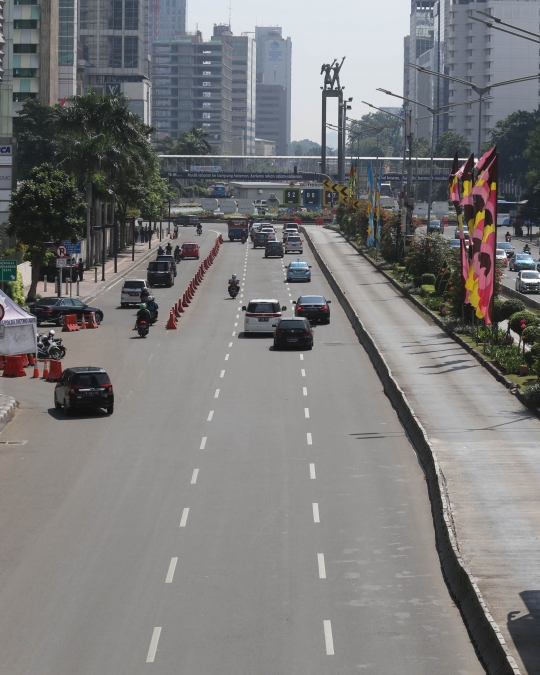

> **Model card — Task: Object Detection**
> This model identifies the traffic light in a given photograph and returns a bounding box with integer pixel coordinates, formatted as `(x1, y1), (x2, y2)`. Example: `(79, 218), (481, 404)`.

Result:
(0, 0), (5, 83)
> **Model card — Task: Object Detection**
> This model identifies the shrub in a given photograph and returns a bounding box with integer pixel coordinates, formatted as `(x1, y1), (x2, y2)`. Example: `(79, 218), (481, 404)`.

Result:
(508, 311), (540, 336)
(421, 273), (435, 285)
(420, 284), (436, 297)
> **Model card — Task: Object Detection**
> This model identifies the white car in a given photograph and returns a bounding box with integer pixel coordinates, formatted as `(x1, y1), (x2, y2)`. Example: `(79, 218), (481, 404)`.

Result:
(516, 270), (540, 294)
(285, 235), (303, 253)
(242, 299), (287, 333)
(121, 279), (149, 307)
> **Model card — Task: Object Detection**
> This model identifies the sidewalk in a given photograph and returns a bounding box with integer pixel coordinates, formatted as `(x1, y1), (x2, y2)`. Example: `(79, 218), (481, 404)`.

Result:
(31, 236), (173, 304)
(305, 226), (540, 675)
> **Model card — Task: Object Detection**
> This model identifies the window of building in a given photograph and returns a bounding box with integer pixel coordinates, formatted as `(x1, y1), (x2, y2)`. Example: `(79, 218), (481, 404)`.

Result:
(13, 68), (37, 77)
(124, 0), (138, 29)
(108, 36), (122, 68)
(13, 44), (37, 53)
(124, 36), (138, 68)
(14, 19), (38, 28)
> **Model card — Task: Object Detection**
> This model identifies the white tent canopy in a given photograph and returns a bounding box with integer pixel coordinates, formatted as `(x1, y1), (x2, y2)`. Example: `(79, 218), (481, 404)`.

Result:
(0, 290), (37, 356)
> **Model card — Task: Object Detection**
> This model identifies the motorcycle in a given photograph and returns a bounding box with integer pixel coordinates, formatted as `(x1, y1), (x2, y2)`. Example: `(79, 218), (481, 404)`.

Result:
(37, 333), (66, 360)
(228, 284), (239, 299)
(137, 320), (149, 338)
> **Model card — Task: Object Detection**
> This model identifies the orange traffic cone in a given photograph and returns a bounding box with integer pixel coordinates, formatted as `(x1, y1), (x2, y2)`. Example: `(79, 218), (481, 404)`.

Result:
(42, 360), (49, 379)
(32, 362), (40, 378)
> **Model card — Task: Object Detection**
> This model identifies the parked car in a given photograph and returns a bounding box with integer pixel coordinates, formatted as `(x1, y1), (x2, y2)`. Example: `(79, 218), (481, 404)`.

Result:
(54, 366), (114, 416)
(286, 259), (312, 282)
(285, 235), (303, 254)
(242, 298), (287, 334)
(28, 297), (104, 327)
(147, 260), (175, 287)
(156, 254), (177, 276)
(120, 279), (149, 307)
(515, 270), (540, 294)
(273, 317), (314, 350)
(181, 242), (200, 259)
(174, 214), (199, 227)
(293, 295), (331, 324)
(265, 240), (284, 258)
(509, 253), (535, 272)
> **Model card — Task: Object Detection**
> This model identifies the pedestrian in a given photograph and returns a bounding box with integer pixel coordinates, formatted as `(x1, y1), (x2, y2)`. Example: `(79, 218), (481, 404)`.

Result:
(78, 257), (84, 281)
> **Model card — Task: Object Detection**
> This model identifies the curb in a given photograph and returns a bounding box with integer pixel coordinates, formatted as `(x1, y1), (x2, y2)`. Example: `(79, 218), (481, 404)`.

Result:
(0, 396), (18, 430)
(302, 227), (521, 675)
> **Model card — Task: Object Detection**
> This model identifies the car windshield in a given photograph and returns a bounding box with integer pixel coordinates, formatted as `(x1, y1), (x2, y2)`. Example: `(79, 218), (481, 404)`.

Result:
(522, 272), (540, 279)
(247, 302), (280, 313)
(149, 262), (169, 271)
(123, 281), (144, 289)
(298, 296), (325, 304)
(279, 320), (307, 329)
(36, 297), (59, 305)
(72, 372), (110, 386)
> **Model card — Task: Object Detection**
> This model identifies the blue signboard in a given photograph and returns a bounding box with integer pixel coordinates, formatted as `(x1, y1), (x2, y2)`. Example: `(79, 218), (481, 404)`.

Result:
(303, 189), (321, 207)
(62, 240), (82, 254)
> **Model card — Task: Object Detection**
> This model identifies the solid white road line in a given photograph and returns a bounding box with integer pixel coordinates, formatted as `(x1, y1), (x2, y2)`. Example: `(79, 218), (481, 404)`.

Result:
(191, 468), (199, 484)
(323, 620), (334, 655)
(207, 411), (214, 421)
(300, 354), (304, 360)
(225, 354), (229, 360)
(200, 437), (207, 449)
(310, 463), (316, 479)
(301, 369), (306, 377)
(165, 557), (178, 583)
(305, 408), (310, 419)
(303, 387), (307, 396)
(318, 553), (326, 578)
(214, 389), (220, 398)
(179, 508), (189, 527)
(220, 370), (225, 378)
(307, 432), (312, 445)
(146, 627), (162, 662)
(313, 503), (320, 523)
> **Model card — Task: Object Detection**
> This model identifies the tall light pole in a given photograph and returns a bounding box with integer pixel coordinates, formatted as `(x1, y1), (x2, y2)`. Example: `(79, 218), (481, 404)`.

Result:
(407, 64), (540, 159)
(377, 88), (489, 227)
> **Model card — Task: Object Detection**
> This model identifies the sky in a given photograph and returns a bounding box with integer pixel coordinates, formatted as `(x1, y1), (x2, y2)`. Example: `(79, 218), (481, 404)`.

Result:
(187, 0), (410, 145)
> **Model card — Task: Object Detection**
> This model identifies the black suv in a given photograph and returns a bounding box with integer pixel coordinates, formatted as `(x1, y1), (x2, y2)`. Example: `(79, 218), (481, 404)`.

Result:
(147, 260), (174, 287)
(174, 215), (200, 227)
(265, 240), (284, 258)
(54, 367), (114, 416)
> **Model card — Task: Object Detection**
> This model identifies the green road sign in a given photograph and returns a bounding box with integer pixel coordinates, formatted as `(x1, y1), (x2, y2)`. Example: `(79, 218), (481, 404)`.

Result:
(283, 188), (300, 205)
(0, 260), (17, 282)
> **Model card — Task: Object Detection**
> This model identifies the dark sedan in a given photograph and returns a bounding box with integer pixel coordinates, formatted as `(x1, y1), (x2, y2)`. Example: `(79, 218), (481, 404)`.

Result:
(273, 317), (314, 350)
(54, 367), (114, 416)
(293, 295), (331, 324)
(28, 297), (104, 327)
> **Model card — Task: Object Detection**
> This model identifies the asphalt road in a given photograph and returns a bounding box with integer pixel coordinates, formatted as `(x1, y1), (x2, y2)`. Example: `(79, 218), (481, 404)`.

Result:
(0, 223), (484, 674)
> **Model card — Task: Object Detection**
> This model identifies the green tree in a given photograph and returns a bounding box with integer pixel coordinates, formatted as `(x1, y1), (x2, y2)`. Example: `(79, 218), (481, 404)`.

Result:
(491, 109), (540, 191)
(12, 99), (63, 179)
(8, 164), (86, 301)
(434, 131), (470, 158)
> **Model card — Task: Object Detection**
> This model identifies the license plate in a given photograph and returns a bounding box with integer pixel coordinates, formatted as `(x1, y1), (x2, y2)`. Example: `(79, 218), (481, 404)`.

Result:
(258, 317), (269, 322)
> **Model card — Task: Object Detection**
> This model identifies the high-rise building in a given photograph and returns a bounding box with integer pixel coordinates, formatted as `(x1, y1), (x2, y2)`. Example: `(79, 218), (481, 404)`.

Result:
(254, 26), (291, 154)
(212, 24), (256, 155)
(445, 0), (540, 149)
(148, 0), (186, 46)
(79, 0), (151, 122)
(151, 31), (232, 152)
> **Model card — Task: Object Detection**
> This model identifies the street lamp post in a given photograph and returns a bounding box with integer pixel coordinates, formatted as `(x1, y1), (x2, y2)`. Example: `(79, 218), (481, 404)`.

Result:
(407, 64), (540, 159)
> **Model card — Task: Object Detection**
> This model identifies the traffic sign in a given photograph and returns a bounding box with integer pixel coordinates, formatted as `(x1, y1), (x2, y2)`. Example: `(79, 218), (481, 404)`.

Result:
(56, 244), (68, 258)
(56, 258), (67, 267)
(61, 240), (81, 254)
(283, 188), (300, 206)
(303, 189), (321, 207)
(0, 260), (17, 281)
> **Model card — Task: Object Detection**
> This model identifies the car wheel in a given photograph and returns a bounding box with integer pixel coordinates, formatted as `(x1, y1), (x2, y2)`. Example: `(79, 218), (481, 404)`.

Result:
(95, 313), (103, 325)
(57, 315), (65, 327)
(106, 405), (114, 415)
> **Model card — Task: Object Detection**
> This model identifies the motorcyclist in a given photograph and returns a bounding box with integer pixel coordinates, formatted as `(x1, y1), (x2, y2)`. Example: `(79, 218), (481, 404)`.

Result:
(134, 303), (151, 331)
(197, 223), (202, 235)
(147, 296), (159, 323)
(505, 231), (512, 242)
(165, 241), (172, 255)
(157, 245), (165, 255)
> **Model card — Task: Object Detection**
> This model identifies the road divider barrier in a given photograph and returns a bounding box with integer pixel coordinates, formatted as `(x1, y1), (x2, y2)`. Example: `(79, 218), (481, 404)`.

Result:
(62, 314), (80, 332)
(86, 312), (99, 329)
(46, 359), (62, 382)
(3, 356), (26, 377)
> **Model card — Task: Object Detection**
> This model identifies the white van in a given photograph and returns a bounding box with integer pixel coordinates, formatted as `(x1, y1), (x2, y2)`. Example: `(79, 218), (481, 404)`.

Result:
(242, 298), (287, 334)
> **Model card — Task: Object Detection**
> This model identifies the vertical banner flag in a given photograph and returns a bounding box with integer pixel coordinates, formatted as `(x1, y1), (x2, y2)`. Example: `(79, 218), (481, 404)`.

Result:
(375, 166), (382, 249)
(465, 151), (498, 323)
(366, 162), (374, 246)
